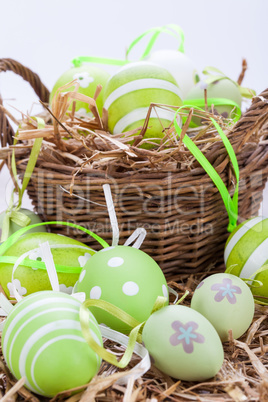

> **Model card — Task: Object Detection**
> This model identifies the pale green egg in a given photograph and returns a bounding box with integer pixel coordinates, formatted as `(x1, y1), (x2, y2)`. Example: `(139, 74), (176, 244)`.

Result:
(0, 208), (46, 239)
(191, 273), (255, 341)
(185, 78), (242, 126)
(142, 304), (224, 381)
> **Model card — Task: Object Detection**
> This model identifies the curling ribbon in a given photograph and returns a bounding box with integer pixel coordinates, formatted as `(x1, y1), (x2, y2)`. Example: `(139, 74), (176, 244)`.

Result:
(1, 117), (45, 242)
(79, 295), (167, 368)
(0, 220), (109, 257)
(72, 24), (185, 68)
(174, 105), (239, 232)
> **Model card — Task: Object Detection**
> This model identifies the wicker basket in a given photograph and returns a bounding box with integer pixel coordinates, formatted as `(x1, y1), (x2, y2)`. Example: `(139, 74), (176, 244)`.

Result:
(1, 58), (268, 281)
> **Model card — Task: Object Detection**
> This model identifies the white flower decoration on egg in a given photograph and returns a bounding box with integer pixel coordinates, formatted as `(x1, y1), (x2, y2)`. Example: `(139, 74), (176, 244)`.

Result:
(73, 72), (94, 88)
(7, 279), (27, 297)
(59, 284), (73, 295)
(78, 253), (92, 268)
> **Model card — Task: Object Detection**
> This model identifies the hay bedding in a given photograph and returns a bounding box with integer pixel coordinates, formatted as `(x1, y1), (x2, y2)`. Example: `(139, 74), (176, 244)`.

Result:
(1, 275), (268, 402)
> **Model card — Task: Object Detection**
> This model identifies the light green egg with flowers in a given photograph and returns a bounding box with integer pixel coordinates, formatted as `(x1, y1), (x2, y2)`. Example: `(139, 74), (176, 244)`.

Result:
(191, 273), (255, 342)
(142, 304), (224, 381)
(50, 64), (110, 117)
(0, 232), (95, 299)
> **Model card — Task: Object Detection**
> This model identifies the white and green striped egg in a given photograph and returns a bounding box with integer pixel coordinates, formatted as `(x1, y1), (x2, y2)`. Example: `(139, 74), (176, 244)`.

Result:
(224, 216), (268, 302)
(1, 291), (102, 397)
(103, 62), (183, 146)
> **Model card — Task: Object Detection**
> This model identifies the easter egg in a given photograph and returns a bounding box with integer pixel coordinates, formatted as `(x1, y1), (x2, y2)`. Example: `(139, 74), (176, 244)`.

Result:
(103, 62), (183, 144)
(191, 273), (255, 342)
(50, 64), (110, 117)
(0, 232), (95, 299)
(142, 304), (224, 381)
(185, 78), (242, 126)
(146, 49), (198, 98)
(76, 245), (169, 333)
(1, 291), (102, 397)
(0, 208), (46, 239)
(224, 216), (268, 302)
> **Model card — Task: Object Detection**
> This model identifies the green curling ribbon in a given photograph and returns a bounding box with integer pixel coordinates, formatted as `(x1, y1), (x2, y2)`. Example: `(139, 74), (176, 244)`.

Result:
(202, 66), (256, 99)
(80, 296), (167, 368)
(0, 221), (109, 271)
(72, 24), (185, 69)
(182, 97), (242, 126)
(174, 106), (239, 232)
(126, 23), (185, 60)
(1, 117), (45, 242)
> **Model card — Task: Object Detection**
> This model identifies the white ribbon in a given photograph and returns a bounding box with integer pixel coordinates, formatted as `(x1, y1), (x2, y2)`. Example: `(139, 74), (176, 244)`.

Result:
(124, 228), (147, 249)
(102, 184), (120, 247)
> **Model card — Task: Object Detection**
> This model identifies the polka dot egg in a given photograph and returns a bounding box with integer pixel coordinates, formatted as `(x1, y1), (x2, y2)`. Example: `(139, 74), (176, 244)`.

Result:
(76, 246), (169, 333)
(191, 273), (255, 341)
(1, 291), (102, 397)
(224, 216), (268, 302)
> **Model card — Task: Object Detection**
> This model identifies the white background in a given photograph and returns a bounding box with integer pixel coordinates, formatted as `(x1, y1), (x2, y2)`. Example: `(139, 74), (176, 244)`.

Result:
(0, 0), (267, 214)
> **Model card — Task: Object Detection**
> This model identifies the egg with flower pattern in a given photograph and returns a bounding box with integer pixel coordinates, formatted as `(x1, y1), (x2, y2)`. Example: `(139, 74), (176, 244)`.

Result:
(0, 232), (95, 299)
(191, 273), (255, 341)
(50, 64), (110, 117)
(142, 304), (224, 381)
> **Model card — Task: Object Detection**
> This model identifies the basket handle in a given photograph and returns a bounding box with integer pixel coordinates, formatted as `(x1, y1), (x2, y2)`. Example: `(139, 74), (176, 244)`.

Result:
(0, 58), (50, 147)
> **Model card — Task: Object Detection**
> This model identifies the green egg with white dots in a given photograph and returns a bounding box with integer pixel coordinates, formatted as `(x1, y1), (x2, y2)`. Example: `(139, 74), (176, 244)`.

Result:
(76, 245), (169, 333)
(0, 232), (95, 299)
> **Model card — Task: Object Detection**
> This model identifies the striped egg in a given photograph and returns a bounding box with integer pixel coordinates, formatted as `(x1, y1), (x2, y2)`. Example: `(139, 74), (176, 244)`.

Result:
(1, 291), (102, 397)
(224, 216), (268, 301)
(103, 62), (183, 145)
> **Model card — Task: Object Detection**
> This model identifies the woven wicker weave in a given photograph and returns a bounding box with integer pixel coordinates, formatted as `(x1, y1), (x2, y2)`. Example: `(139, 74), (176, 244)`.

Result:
(1, 58), (268, 281)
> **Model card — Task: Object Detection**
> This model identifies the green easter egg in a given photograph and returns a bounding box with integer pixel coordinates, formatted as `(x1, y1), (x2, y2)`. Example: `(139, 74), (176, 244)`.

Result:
(146, 49), (198, 98)
(0, 209), (46, 239)
(103, 62), (183, 145)
(1, 291), (102, 397)
(191, 273), (255, 341)
(50, 64), (110, 117)
(76, 245), (169, 333)
(186, 78), (242, 126)
(0, 232), (95, 298)
(142, 304), (224, 381)
(224, 216), (268, 302)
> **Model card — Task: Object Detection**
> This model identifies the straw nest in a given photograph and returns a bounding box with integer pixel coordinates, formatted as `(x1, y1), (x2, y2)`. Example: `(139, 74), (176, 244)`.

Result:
(1, 274), (268, 402)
